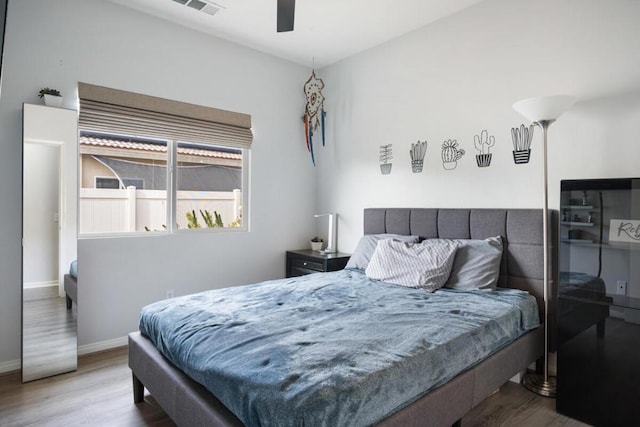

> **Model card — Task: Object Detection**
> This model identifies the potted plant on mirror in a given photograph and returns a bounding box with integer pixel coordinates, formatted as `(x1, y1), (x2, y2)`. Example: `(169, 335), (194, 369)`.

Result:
(38, 87), (63, 107)
(310, 236), (324, 251)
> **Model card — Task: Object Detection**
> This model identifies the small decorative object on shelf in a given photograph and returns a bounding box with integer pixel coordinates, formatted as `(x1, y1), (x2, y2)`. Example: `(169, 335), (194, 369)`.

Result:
(511, 124), (534, 164)
(410, 140), (427, 173)
(473, 130), (495, 167)
(310, 236), (324, 251)
(441, 139), (464, 170)
(379, 144), (393, 175)
(38, 87), (63, 107)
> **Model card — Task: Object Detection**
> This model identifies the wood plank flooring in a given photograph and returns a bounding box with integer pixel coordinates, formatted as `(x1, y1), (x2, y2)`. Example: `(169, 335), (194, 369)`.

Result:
(22, 296), (77, 382)
(0, 347), (589, 426)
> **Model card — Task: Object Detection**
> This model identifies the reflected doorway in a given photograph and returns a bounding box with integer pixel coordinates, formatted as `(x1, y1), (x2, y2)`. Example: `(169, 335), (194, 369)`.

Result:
(22, 140), (77, 382)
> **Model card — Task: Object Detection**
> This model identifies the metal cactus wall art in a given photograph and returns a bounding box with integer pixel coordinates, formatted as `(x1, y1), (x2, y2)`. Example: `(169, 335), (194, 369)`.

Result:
(441, 139), (465, 170)
(410, 141), (427, 173)
(303, 71), (326, 166)
(473, 130), (495, 167)
(511, 124), (534, 164)
(379, 144), (393, 175)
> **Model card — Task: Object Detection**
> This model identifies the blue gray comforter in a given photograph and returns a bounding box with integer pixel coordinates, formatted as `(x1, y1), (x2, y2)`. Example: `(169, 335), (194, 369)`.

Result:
(139, 269), (539, 427)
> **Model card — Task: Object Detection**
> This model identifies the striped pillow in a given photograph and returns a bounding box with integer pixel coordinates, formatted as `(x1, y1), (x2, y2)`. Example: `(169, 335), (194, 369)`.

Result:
(365, 239), (459, 292)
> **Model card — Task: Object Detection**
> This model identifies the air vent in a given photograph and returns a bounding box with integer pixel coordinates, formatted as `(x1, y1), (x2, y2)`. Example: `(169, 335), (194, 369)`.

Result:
(172, 0), (223, 17)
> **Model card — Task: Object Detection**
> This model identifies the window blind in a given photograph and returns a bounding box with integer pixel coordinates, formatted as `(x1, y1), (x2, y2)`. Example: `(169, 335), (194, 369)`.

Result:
(78, 83), (253, 149)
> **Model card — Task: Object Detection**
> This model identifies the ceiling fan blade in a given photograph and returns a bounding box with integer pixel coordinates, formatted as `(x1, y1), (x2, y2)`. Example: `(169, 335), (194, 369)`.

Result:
(277, 0), (295, 32)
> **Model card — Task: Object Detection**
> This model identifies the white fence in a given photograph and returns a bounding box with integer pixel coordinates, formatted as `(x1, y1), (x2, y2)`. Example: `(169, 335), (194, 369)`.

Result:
(79, 187), (241, 234)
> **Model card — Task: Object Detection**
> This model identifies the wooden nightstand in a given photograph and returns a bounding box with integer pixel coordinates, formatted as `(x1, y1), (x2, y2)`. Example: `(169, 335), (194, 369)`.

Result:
(286, 250), (351, 278)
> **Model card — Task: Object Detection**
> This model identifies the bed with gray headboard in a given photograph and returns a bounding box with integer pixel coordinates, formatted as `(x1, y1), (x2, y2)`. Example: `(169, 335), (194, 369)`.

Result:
(128, 208), (555, 426)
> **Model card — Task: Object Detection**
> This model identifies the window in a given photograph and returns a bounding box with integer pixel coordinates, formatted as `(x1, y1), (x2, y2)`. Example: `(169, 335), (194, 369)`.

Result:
(77, 83), (252, 236)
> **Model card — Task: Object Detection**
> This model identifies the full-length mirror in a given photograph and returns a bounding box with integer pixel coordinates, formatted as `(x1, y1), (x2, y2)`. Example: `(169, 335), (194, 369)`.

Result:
(22, 103), (78, 382)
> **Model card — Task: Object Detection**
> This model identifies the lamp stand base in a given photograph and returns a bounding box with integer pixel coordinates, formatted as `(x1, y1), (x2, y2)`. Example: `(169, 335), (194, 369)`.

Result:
(522, 372), (556, 398)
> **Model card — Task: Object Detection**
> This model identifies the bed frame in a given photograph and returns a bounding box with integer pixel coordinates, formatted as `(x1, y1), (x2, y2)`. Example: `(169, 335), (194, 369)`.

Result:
(129, 208), (556, 426)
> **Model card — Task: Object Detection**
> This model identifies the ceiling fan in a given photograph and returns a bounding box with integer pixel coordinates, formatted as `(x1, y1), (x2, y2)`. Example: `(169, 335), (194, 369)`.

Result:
(277, 0), (296, 32)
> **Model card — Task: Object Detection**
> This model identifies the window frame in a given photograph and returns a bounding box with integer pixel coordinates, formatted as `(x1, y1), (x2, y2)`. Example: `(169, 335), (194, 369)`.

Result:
(78, 134), (249, 237)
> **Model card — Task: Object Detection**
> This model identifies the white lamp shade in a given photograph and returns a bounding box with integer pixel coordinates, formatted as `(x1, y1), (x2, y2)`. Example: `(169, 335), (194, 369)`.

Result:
(512, 95), (576, 122)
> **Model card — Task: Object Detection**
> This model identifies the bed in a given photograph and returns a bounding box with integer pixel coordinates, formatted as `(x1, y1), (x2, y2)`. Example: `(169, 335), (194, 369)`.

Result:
(129, 208), (555, 426)
(64, 260), (78, 310)
(557, 271), (610, 344)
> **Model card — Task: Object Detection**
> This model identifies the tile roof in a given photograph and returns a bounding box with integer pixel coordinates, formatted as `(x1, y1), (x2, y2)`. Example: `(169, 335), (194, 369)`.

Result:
(79, 135), (242, 160)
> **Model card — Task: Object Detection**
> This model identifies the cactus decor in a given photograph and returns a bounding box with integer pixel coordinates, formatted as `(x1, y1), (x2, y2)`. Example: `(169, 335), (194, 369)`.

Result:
(441, 139), (465, 170)
(473, 130), (495, 167)
(379, 144), (393, 175)
(410, 140), (428, 173)
(511, 124), (535, 164)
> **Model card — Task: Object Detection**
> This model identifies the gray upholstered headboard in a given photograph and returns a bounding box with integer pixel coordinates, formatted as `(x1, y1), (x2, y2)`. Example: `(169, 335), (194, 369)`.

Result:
(363, 208), (558, 323)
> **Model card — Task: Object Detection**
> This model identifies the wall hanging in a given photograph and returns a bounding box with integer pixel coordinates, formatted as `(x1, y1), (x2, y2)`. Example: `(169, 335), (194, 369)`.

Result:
(474, 130), (495, 167)
(441, 139), (464, 170)
(379, 144), (393, 175)
(511, 124), (534, 164)
(303, 71), (326, 166)
(410, 141), (427, 173)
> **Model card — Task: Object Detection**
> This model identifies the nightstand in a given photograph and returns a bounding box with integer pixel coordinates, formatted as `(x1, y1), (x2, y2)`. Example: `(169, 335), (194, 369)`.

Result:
(286, 250), (351, 278)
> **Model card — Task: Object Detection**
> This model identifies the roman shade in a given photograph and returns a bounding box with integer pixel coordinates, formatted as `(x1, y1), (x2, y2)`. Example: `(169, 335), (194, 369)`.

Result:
(77, 82), (253, 149)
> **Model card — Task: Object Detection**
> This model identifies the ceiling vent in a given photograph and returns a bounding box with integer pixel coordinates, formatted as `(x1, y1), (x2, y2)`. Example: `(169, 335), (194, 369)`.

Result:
(172, 0), (223, 17)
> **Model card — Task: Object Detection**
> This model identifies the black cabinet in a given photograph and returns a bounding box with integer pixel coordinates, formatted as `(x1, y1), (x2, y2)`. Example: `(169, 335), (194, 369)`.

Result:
(557, 178), (640, 426)
(286, 250), (350, 278)
(557, 295), (640, 426)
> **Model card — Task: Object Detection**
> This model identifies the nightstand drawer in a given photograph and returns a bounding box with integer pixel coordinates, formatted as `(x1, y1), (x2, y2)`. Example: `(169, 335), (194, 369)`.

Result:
(285, 250), (351, 278)
(291, 258), (324, 272)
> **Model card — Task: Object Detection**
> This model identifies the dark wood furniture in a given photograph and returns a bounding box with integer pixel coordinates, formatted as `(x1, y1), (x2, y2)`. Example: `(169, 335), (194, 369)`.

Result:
(285, 249), (350, 277)
(129, 208), (551, 427)
(557, 294), (640, 426)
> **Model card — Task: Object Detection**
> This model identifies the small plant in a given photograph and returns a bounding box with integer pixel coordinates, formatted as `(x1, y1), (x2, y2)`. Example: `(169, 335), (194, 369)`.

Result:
(474, 130), (495, 167)
(38, 87), (61, 98)
(441, 139), (465, 170)
(311, 236), (324, 243)
(186, 210), (201, 228)
(379, 144), (393, 175)
(187, 209), (224, 229)
(511, 124), (535, 164)
(410, 140), (427, 173)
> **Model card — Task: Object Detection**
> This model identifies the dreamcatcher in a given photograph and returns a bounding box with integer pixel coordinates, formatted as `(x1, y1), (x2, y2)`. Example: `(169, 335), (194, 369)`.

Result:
(303, 70), (326, 165)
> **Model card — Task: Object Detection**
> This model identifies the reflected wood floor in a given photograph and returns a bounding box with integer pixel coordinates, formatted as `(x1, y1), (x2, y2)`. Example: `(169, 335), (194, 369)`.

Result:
(22, 296), (77, 382)
(0, 346), (588, 426)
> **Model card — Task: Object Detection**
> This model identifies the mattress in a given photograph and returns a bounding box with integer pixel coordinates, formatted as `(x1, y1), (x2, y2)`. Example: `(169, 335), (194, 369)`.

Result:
(139, 269), (540, 427)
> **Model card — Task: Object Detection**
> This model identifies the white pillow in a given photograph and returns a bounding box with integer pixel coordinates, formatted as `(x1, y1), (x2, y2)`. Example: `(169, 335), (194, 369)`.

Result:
(345, 234), (420, 270)
(365, 239), (458, 292)
(426, 236), (503, 290)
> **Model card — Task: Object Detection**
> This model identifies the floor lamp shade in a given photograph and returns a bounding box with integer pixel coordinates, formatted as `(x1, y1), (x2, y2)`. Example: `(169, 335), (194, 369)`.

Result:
(512, 94), (575, 398)
(512, 95), (576, 122)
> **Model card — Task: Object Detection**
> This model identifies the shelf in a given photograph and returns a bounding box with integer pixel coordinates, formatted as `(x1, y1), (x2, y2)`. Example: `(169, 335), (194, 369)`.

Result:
(561, 221), (594, 227)
(561, 238), (594, 244)
(560, 241), (640, 251)
(561, 205), (594, 210)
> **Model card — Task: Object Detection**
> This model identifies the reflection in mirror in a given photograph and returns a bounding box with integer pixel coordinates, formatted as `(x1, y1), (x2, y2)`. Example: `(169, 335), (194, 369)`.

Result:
(22, 104), (77, 382)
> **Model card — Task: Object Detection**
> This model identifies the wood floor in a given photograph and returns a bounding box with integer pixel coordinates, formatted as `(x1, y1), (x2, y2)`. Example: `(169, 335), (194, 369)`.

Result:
(22, 296), (77, 382)
(0, 346), (589, 426)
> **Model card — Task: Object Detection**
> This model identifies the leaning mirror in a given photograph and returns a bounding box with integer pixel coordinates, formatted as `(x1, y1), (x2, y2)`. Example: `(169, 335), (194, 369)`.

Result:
(22, 103), (78, 382)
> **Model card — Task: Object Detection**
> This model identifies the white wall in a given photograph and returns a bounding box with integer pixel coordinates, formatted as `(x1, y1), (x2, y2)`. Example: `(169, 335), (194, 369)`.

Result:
(315, 0), (640, 253)
(0, 0), (315, 366)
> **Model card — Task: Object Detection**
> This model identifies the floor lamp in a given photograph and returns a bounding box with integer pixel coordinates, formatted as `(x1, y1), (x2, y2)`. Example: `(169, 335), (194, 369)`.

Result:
(513, 95), (576, 398)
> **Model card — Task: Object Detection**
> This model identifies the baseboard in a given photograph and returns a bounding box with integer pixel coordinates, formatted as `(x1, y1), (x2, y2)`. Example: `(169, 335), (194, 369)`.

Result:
(23, 282), (59, 301)
(1, 337), (128, 373)
(0, 358), (21, 375)
(78, 336), (128, 356)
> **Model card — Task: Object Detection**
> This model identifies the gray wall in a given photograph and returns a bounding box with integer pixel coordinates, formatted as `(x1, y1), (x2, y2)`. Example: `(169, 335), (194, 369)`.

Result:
(0, 0), (316, 368)
(315, 0), (640, 253)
